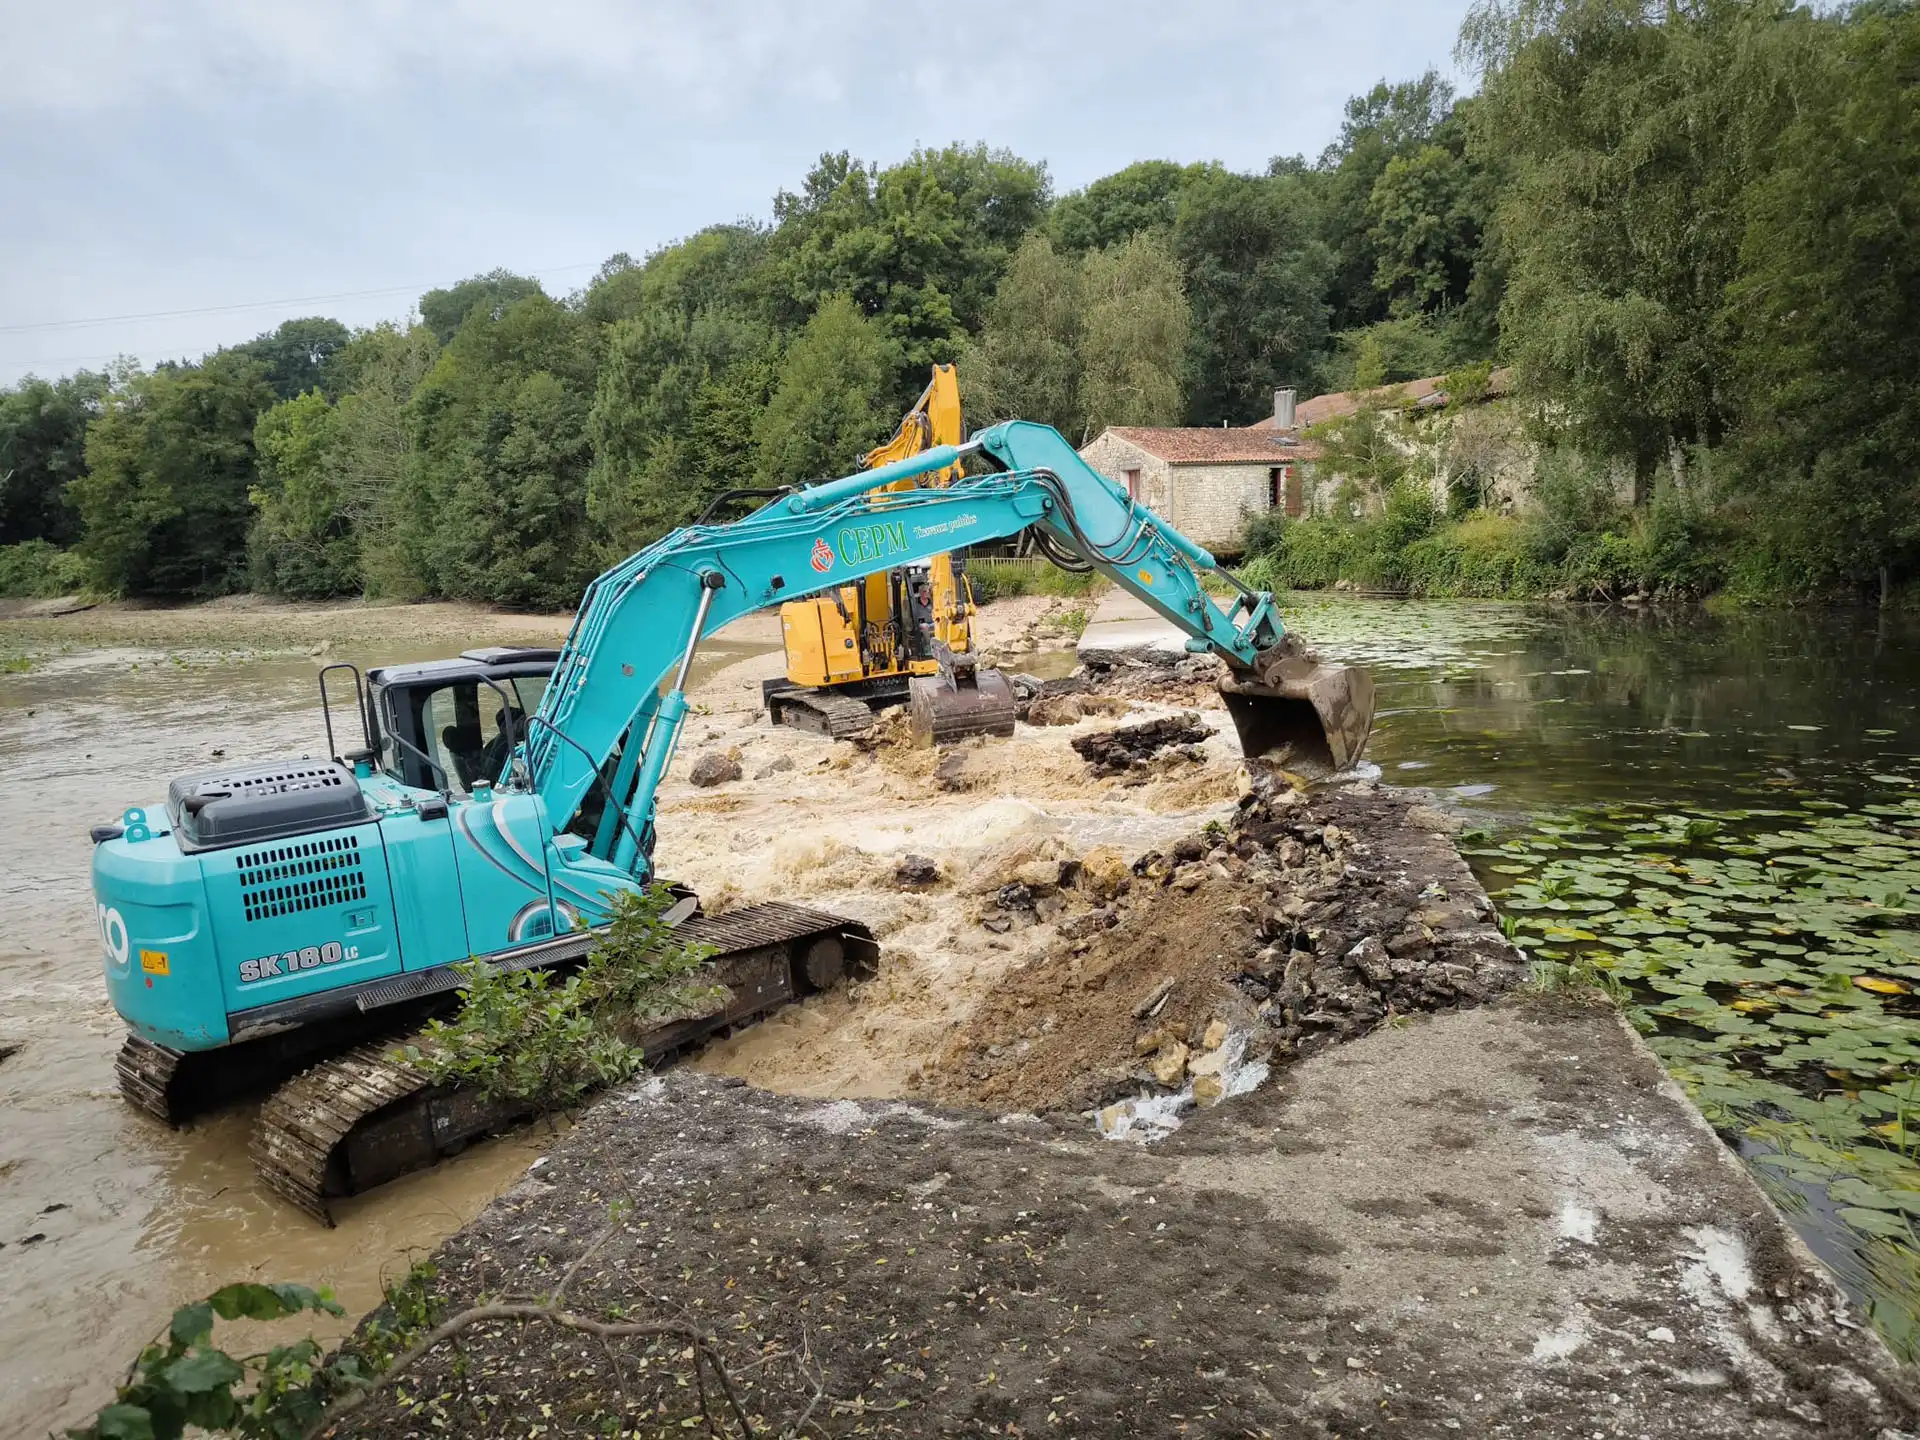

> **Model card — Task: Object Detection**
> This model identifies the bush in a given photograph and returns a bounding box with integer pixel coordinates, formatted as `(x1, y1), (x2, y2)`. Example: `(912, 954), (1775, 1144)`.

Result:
(0, 539), (92, 597)
(1400, 514), (1554, 597)
(964, 557), (1099, 601)
(397, 887), (723, 1111)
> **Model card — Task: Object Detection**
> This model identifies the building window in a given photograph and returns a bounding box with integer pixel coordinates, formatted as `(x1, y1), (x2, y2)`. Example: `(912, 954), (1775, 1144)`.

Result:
(1123, 467), (1140, 500)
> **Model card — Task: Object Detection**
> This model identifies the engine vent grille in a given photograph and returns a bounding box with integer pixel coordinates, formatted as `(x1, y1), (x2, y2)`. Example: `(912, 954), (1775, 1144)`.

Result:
(237, 833), (367, 923)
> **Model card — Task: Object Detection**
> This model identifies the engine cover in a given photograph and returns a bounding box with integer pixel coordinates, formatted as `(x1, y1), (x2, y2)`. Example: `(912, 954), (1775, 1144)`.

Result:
(167, 758), (371, 853)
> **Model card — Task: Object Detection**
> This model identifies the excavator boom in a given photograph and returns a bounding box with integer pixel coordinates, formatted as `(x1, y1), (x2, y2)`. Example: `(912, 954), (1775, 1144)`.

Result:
(530, 420), (1373, 875)
(771, 365), (1012, 743)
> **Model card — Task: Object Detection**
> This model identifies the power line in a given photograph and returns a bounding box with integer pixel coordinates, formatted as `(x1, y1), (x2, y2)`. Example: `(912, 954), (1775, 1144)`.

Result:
(0, 261), (602, 336)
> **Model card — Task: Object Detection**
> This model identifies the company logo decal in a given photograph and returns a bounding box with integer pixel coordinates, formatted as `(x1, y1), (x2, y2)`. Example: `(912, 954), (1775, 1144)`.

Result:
(809, 537), (835, 573)
(98, 904), (129, 970)
(835, 520), (910, 567)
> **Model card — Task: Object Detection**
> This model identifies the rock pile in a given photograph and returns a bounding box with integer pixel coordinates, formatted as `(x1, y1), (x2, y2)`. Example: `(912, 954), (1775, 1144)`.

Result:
(1148, 772), (1524, 1065)
(922, 771), (1526, 1116)
(1069, 712), (1211, 777)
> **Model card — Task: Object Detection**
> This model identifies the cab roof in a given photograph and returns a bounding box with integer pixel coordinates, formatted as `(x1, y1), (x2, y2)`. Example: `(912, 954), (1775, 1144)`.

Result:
(368, 647), (562, 687)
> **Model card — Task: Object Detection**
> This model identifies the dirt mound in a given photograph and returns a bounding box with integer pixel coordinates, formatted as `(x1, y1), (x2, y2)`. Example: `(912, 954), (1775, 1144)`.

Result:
(918, 774), (1526, 1116)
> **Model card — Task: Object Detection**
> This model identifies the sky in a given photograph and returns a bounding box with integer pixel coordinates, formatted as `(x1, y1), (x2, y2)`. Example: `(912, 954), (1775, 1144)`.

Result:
(0, 1), (1475, 388)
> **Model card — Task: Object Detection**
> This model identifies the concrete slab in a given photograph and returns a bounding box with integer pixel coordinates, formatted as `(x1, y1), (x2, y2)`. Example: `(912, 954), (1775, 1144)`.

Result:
(339, 1008), (1918, 1438)
(1076, 586), (1189, 660)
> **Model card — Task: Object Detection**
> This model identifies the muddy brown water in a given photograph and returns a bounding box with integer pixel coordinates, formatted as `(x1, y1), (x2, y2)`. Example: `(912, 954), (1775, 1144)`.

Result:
(0, 627), (775, 1436)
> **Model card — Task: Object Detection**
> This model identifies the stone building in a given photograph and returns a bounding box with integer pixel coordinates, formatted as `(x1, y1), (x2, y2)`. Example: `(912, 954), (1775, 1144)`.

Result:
(1076, 423), (1318, 556)
(1078, 370), (1526, 550)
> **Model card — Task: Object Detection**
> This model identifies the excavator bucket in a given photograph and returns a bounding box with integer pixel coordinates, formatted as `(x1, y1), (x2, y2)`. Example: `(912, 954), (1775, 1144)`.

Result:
(1218, 635), (1376, 775)
(908, 665), (1018, 746)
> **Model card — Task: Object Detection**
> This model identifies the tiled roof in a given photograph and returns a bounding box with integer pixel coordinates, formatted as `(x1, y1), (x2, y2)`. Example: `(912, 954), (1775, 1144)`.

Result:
(1243, 367), (1513, 430)
(1101, 427), (1322, 465)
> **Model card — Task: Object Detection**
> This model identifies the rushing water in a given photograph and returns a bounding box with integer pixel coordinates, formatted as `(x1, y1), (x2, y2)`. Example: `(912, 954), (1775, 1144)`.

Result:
(1288, 594), (1920, 1355)
(0, 626), (775, 1435)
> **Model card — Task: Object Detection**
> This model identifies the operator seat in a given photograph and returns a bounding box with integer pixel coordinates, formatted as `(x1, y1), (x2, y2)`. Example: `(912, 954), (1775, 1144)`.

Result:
(441, 721), (487, 790)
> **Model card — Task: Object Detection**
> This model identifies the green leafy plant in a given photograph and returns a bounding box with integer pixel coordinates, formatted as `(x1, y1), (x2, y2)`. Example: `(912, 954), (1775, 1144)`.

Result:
(397, 887), (723, 1111)
(66, 1282), (357, 1440)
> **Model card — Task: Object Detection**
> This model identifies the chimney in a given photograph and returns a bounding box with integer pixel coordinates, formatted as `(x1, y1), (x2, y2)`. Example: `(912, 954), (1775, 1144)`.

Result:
(1273, 387), (1297, 429)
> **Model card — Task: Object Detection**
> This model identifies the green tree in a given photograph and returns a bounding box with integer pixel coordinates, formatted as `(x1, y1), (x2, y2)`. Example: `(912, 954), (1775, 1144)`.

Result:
(966, 232), (1084, 436)
(587, 307), (776, 551)
(579, 227), (769, 332)
(74, 353), (276, 596)
(235, 317), (352, 401)
(1728, 3), (1920, 594)
(1309, 71), (1458, 333)
(1366, 140), (1487, 318)
(410, 294), (596, 607)
(328, 322), (440, 598)
(767, 147), (1047, 388)
(0, 370), (107, 546)
(249, 389), (359, 598)
(418, 269), (547, 345)
(1078, 232), (1190, 435)
(1174, 171), (1332, 424)
(1048, 161), (1219, 252)
(1460, 0), (1801, 501)
(754, 294), (900, 488)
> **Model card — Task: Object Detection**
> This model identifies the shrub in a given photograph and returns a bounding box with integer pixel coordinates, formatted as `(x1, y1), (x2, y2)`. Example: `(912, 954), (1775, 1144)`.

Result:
(397, 887), (723, 1111)
(0, 539), (92, 597)
(964, 557), (1098, 601)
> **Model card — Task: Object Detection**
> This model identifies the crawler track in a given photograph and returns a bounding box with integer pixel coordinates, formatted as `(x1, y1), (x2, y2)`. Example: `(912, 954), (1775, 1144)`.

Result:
(766, 686), (884, 739)
(248, 902), (875, 1224)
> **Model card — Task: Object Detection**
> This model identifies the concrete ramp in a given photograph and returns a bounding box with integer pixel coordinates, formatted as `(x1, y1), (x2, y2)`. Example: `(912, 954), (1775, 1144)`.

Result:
(1076, 587), (1189, 661)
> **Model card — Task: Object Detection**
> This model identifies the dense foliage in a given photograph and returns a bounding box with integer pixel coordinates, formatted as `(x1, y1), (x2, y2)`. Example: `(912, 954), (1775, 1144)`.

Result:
(2, 3), (1912, 606)
(398, 886), (722, 1111)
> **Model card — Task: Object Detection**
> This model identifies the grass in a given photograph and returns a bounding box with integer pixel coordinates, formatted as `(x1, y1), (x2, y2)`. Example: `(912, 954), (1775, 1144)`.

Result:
(966, 558), (1100, 602)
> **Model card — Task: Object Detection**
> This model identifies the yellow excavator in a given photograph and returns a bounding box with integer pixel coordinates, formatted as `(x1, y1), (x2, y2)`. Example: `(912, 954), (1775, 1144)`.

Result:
(762, 363), (1018, 744)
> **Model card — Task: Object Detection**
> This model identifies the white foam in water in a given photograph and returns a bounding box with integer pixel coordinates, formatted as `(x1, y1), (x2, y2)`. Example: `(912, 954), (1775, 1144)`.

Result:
(1096, 1029), (1270, 1142)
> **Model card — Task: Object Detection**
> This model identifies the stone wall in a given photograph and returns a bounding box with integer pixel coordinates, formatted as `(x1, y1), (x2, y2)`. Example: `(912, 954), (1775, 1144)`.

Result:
(1078, 433), (1275, 553)
(1078, 431), (1173, 514)
(1157, 462), (1270, 551)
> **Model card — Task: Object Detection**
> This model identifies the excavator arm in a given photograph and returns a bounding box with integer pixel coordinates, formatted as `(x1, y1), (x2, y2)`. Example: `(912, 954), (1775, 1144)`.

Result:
(525, 420), (1373, 875)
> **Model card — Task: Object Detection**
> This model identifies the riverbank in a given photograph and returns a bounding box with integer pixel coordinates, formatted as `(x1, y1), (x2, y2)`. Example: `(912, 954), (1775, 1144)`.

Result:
(1237, 510), (1919, 609)
(328, 772), (1918, 1438)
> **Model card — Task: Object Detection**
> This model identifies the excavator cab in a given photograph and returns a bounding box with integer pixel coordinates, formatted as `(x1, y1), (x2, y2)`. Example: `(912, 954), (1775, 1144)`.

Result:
(364, 648), (559, 794)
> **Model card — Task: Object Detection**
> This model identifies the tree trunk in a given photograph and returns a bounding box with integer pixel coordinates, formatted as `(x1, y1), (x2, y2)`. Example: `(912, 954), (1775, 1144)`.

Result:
(1632, 450), (1655, 509)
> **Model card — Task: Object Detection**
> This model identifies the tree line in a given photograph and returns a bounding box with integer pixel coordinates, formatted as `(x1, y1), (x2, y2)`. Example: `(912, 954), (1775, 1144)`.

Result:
(1, 0), (1913, 608)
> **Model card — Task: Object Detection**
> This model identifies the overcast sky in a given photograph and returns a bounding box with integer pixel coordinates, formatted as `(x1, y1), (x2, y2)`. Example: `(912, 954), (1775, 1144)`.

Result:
(0, 1), (1473, 388)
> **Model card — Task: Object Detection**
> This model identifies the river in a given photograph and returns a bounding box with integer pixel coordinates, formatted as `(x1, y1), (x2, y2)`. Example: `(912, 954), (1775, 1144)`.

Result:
(2, 595), (1917, 1431)
(0, 604), (775, 1436)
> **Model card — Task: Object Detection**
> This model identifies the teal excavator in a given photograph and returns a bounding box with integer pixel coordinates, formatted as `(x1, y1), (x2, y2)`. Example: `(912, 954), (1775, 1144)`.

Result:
(92, 421), (1374, 1220)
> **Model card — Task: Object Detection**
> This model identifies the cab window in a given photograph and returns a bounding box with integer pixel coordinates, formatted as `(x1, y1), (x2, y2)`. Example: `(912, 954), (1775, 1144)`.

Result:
(383, 674), (549, 794)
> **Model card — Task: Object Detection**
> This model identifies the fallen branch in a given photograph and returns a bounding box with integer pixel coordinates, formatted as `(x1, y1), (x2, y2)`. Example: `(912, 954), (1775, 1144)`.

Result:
(308, 1302), (755, 1440)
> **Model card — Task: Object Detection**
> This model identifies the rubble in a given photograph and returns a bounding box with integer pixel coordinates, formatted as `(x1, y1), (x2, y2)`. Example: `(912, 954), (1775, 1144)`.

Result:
(1070, 647), (1228, 705)
(1070, 711), (1212, 777)
(921, 772), (1526, 1116)
(932, 750), (971, 791)
(893, 854), (941, 889)
(688, 748), (743, 787)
